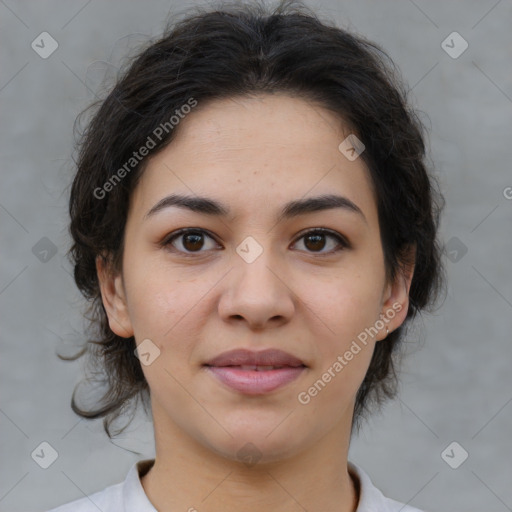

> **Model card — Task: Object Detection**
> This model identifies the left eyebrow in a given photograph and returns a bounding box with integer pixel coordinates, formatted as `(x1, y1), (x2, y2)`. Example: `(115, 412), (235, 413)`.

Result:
(144, 193), (367, 224)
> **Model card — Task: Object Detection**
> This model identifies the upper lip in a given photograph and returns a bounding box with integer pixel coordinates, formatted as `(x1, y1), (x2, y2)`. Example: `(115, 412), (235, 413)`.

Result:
(204, 349), (306, 368)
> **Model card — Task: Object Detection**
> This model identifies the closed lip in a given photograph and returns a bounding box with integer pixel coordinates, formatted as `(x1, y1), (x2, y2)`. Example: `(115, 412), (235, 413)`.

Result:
(204, 348), (307, 368)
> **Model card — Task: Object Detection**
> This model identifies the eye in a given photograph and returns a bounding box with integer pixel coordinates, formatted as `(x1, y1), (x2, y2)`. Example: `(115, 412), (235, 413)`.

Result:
(292, 228), (349, 255)
(161, 228), (220, 256)
(161, 227), (349, 257)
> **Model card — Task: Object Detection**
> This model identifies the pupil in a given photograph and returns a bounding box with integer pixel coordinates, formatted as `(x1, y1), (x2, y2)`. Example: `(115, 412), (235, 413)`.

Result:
(184, 233), (203, 251)
(305, 233), (325, 251)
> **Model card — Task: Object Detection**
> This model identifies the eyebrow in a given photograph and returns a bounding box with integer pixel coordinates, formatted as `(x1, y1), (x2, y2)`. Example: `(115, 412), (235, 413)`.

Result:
(144, 193), (366, 223)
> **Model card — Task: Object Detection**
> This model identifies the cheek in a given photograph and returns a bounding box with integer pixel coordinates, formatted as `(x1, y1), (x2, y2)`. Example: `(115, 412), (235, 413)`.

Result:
(313, 273), (384, 341)
(123, 260), (215, 370)
(122, 250), (193, 336)
(125, 279), (177, 339)
(303, 265), (385, 398)
(298, 285), (380, 421)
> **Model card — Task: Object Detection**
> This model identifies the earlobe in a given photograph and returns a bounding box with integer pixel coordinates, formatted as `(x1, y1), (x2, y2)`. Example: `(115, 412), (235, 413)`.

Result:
(96, 255), (134, 338)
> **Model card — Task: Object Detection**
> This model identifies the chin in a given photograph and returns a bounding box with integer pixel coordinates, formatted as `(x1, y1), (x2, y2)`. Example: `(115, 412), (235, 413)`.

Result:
(217, 436), (303, 466)
(198, 419), (309, 466)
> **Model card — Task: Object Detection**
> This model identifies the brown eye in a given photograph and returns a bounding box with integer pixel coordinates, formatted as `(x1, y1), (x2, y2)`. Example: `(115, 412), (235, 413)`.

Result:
(293, 229), (348, 255)
(181, 232), (205, 251)
(162, 227), (348, 257)
(163, 229), (219, 255)
(304, 232), (327, 252)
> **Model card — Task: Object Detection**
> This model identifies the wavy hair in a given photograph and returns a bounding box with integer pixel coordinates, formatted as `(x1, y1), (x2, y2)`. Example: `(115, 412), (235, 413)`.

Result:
(63, 0), (445, 438)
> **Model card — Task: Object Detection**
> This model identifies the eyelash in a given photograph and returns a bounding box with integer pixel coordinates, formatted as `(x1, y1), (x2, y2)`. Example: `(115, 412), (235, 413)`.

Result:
(160, 228), (350, 257)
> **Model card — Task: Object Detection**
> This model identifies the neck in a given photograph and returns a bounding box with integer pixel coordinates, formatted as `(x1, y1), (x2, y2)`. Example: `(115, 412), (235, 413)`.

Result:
(141, 406), (359, 512)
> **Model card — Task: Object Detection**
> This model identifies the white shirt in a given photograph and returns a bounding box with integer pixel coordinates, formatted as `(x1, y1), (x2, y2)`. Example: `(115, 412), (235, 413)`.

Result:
(47, 459), (425, 512)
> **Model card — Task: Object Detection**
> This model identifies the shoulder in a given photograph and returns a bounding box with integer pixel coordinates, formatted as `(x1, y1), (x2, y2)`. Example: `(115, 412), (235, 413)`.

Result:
(45, 458), (156, 512)
(47, 459), (156, 512)
(348, 461), (427, 512)
(45, 481), (124, 512)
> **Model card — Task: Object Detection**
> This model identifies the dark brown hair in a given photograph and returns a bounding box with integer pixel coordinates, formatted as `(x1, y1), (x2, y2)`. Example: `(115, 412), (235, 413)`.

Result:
(63, 0), (445, 438)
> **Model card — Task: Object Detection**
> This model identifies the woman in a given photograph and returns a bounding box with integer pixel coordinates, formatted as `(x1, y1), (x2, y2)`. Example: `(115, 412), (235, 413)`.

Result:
(50, 1), (444, 510)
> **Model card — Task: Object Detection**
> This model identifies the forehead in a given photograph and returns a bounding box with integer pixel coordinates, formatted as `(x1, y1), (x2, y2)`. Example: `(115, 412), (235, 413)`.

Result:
(129, 93), (377, 223)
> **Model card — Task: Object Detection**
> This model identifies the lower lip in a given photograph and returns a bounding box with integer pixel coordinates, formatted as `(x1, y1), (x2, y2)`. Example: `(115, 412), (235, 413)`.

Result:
(206, 366), (306, 395)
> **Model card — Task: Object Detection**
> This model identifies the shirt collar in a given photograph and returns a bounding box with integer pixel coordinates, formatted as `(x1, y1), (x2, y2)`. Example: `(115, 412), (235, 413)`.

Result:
(123, 459), (157, 511)
(123, 458), (396, 512)
(348, 460), (391, 511)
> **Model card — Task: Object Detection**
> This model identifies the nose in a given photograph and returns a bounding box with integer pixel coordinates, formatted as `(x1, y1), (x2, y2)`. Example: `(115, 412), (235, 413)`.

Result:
(218, 249), (295, 330)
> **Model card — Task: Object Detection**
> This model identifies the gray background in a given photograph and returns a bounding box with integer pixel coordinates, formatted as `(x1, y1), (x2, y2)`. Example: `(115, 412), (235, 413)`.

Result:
(1, 1), (511, 511)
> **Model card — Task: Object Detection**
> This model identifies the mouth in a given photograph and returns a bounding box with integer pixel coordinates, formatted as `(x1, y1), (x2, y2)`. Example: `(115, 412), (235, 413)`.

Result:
(203, 349), (307, 395)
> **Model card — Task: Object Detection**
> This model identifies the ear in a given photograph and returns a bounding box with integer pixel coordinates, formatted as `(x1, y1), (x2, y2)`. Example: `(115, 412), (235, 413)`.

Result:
(96, 254), (134, 338)
(377, 244), (416, 341)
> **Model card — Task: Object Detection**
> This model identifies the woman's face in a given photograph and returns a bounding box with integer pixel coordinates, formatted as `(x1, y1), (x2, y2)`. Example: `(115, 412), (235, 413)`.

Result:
(98, 93), (410, 464)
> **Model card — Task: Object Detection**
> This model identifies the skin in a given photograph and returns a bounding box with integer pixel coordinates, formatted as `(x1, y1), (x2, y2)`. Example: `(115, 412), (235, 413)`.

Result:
(97, 93), (414, 512)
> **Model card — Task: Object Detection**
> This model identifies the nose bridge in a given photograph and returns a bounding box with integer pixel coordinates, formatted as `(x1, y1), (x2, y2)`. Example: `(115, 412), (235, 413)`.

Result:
(233, 235), (282, 296)
(218, 236), (294, 327)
